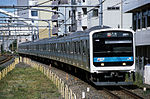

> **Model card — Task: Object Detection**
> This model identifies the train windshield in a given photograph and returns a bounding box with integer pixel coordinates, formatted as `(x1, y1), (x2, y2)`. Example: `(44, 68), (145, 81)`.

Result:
(93, 31), (134, 66)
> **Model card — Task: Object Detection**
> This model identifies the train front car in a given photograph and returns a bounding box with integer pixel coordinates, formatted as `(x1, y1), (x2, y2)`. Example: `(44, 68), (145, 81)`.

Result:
(90, 29), (135, 86)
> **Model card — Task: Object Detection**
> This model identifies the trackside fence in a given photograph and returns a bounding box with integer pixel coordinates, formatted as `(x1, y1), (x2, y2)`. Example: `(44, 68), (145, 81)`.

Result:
(0, 58), (19, 80)
(21, 57), (77, 99)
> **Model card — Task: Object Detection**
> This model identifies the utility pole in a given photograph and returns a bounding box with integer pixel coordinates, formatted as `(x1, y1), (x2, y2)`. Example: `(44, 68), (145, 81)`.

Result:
(121, 0), (123, 28)
(99, 0), (103, 26)
(71, 0), (76, 32)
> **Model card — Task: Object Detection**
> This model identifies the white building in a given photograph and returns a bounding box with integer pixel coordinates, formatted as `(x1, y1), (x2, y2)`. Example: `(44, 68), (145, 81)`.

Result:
(51, 0), (132, 36)
(87, 0), (132, 29)
(17, 0), (38, 42)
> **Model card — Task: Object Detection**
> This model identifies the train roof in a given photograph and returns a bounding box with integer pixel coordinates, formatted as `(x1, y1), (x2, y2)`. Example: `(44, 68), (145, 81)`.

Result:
(19, 26), (111, 45)
(84, 25), (110, 33)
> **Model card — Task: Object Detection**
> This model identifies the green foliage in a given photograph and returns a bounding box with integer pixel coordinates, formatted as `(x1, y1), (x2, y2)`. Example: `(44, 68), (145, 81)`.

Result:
(134, 72), (144, 87)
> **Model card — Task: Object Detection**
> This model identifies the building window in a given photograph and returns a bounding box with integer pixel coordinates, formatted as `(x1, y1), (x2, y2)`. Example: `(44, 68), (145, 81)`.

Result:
(142, 11), (147, 28)
(82, 8), (87, 15)
(69, 10), (71, 17)
(148, 10), (150, 27)
(82, 26), (87, 30)
(107, 7), (120, 10)
(138, 12), (142, 29)
(31, 11), (38, 16)
(92, 9), (98, 17)
(133, 14), (137, 31)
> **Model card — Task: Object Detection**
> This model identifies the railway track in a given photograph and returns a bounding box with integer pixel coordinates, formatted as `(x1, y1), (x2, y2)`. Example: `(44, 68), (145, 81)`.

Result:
(120, 86), (144, 99)
(23, 58), (148, 99)
(102, 86), (144, 99)
(0, 55), (13, 65)
(103, 88), (121, 99)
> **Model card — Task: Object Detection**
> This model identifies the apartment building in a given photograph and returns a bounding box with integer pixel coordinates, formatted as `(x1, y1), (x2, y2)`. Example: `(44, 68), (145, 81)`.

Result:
(124, 0), (150, 60)
(51, 0), (132, 35)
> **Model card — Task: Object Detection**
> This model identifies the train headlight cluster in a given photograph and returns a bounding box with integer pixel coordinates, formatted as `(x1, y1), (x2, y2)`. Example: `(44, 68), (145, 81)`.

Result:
(101, 63), (104, 66)
(123, 63), (126, 66)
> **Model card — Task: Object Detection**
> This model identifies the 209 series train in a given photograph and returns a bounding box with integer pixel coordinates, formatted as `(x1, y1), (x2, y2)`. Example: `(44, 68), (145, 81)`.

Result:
(18, 26), (135, 86)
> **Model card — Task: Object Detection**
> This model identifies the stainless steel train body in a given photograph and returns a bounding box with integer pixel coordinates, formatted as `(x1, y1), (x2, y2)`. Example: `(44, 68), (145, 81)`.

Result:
(18, 27), (135, 86)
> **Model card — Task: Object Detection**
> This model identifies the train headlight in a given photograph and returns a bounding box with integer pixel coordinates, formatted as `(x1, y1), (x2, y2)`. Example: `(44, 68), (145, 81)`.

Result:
(123, 63), (126, 66)
(101, 63), (104, 66)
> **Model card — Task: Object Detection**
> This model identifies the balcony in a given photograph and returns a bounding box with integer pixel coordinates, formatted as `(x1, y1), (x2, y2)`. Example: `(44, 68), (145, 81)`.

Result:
(51, 14), (59, 22)
(52, 1), (59, 9)
(52, 26), (58, 35)
(59, 0), (68, 4)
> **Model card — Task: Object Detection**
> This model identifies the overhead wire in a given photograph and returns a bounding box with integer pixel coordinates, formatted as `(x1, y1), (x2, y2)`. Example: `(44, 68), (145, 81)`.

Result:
(9, 0), (51, 13)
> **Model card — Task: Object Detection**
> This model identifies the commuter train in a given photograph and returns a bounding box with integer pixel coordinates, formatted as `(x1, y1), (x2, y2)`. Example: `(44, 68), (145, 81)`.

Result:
(18, 26), (135, 86)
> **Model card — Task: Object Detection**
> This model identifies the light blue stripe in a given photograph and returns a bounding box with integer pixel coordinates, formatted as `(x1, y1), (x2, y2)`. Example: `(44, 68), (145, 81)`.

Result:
(93, 57), (133, 62)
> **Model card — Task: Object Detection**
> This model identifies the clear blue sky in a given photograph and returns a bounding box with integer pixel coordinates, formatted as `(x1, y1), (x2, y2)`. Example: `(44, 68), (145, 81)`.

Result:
(0, 0), (16, 6)
(0, 0), (17, 16)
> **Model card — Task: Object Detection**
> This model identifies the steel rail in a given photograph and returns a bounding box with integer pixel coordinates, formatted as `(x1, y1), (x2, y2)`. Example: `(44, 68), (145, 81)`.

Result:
(0, 55), (13, 65)
(120, 86), (144, 99)
(103, 88), (121, 99)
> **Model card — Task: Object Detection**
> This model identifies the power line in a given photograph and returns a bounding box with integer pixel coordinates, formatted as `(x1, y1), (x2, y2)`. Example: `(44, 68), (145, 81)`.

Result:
(10, 0), (51, 14)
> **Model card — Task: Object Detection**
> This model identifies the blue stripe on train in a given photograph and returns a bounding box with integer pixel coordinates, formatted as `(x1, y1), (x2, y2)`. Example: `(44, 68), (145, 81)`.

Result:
(93, 57), (133, 62)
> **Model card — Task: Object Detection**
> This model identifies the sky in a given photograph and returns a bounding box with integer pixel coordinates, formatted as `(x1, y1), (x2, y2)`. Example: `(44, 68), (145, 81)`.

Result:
(0, 0), (17, 16)
(0, 0), (16, 6)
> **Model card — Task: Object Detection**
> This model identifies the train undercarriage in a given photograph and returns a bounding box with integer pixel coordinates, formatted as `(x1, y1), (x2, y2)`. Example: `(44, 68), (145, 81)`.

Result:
(19, 53), (135, 86)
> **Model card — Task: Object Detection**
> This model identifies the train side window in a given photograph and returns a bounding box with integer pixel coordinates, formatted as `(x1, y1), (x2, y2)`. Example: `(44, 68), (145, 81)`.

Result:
(85, 40), (88, 55)
(67, 42), (69, 53)
(52, 43), (54, 52)
(50, 43), (52, 51)
(60, 43), (62, 52)
(74, 42), (76, 54)
(53, 43), (55, 52)
(69, 42), (71, 53)
(78, 41), (81, 54)
(47, 44), (48, 51)
(76, 42), (79, 54)
(55, 43), (57, 52)
(48, 44), (50, 51)
(64, 43), (65, 53)
(40, 44), (42, 51)
(44, 44), (45, 51)
(57, 43), (58, 52)
(63, 43), (64, 52)
(65, 42), (67, 53)
(63, 43), (65, 52)
(70, 42), (72, 54)
(72, 42), (74, 54)
(76, 42), (78, 54)
(82, 41), (86, 55)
